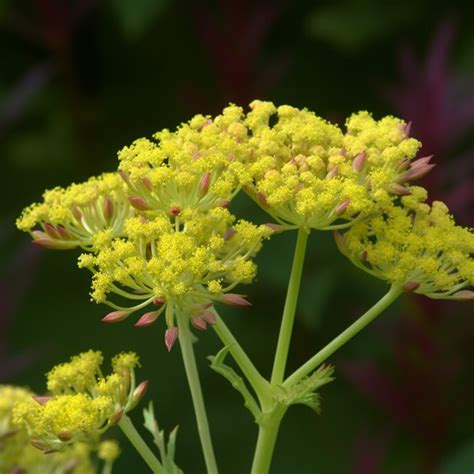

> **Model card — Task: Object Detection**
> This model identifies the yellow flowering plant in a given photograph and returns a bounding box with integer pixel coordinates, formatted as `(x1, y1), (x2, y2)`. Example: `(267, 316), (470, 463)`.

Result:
(14, 102), (473, 473)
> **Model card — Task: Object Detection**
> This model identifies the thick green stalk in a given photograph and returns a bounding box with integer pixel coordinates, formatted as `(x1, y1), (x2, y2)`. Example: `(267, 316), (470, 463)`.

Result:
(250, 410), (285, 474)
(118, 414), (163, 473)
(177, 314), (219, 474)
(283, 285), (403, 388)
(271, 228), (309, 385)
(212, 311), (272, 405)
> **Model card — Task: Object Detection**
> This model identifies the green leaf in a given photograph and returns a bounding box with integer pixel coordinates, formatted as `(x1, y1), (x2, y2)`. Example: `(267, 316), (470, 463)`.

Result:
(143, 402), (183, 474)
(276, 365), (335, 414)
(208, 346), (261, 420)
(107, 0), (169, 40)
(439, 438), (474, 474)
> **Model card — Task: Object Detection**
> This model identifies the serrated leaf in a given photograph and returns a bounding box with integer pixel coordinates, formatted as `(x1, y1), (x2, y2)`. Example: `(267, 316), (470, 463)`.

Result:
(208, 346), (261, 420)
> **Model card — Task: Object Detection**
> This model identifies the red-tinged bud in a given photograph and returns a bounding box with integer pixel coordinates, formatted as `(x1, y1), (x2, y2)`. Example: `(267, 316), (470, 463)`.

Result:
(389, 184), (412, 196)
(361, 250), (368, 262)
(218, 199), (231, 208)
(201, 311), (216, 325)
(44, 223), (59, 238)
(451, 290), (474, 301)
(195, 302), (213, 310)
(33, 396), (52, 405)
(153, 297), (165, 305)
(133, 380), (149, 404)
(141, 177), (153, 190)
(58, 432), (72, 442)
(199, 172), (211, 195)
(339, 148), (346, 157)
(31, 439), (48, 451)
(31, 231), (56, 249)
(119, 171), (130, 185)
(224, 227), (236, 241)
(396, 159), (411, 173)
(403, 281), (420, 292)
(56, 225), (71, 240)
(222, 293), (252, 307)
(403, 121), (412, 138)
(103, 196), (114, 221)
(165, 327), (179, 352)
(410, 155), (433, 169)
(264, 223), (286, 234)
(71, 206), (83, 221)
(335, 200), (350, 215)
(135, 311), (159, 328)
(170, 206), (181, 216)
(333, 231), (345, 251)
(398, 164), (435, 183)
(326, 166), (338, 179)
(102, 311), (130, 323)
(191, 316), (207, 331)
(257, 192), (269, 207)
(129, 196), (150, 211)
(352, 151), (367, 172)
(110, 409), (124, 425)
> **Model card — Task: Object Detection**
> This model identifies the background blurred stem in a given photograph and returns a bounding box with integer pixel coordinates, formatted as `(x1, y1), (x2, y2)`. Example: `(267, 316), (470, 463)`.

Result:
(177, 313), (219, 474)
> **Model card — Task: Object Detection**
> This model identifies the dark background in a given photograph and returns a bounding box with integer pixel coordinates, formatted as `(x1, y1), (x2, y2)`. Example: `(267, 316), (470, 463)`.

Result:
(1, 1), (474, 473)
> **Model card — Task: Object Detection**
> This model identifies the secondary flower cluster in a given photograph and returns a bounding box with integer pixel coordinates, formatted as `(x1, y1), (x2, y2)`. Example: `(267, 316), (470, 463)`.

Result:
(1, 383), (120, 473)
(12, 351), (145, 454)
(16, 100), (474, 342)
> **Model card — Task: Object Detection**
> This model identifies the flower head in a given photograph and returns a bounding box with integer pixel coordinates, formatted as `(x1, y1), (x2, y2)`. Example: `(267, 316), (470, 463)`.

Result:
(336, 188), (474, 300)
(242, 101), (429, 231)
(16, 173), (131, 250)
(118, 104), (249, 215)
(13, 350), (146, 452)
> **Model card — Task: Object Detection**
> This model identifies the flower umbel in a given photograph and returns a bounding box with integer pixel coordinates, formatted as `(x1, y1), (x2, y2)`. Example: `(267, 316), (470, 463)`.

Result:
(335, 188), (474, 299)
(12, 350), (146, 453)
(16, 173), (131, 250)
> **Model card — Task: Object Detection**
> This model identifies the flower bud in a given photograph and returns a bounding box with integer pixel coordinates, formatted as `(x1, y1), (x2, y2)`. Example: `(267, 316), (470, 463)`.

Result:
(102, 311), (130, 323)
(222, 293), (252, 307)
(164, 327), (179, 352)
(135, 311), (159, 328)
(129, 196), (150, 211)
(191, 316), (207, 331)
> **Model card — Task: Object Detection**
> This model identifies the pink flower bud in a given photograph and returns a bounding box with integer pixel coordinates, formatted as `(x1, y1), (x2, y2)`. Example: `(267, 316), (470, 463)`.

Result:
(170, 206), (181, 216)
(199, 172), (211, 195)
(326, 166), (339, 179)
(335, 200), (350, 215)
(352, 151), (367, 172)
(56, 225), (71, 240)
(71, 206), (83, 221)
(31, 439), (49, 451)
(201, 311), (217, 325)
(398, 164), (435, 183)
(153, 297), (166, 305)
(119, 171), (130, 185)
(102, 311), (130, 323)
(264, 223), (286, 234)
(103, 196), (114, 221)
(218, 199), (231, 208)
(33, 396), (52, 405)
(410, 155), (433, 169)
(58, 432), (72, 442)
(403, 281), (420, 292)
(141, 177), (153, 190)
(389, 184), (412, 196)
(165, 327), (179, 352)
(191, 316), (207, 331)
(257, 192), (269, 208)
(451, 290), (474, 301)
(222, 293), (252, 307)
(44, 223), (59, 239)
(129, 196), (150, 211)
(133, 380), (149, 404)
(224, 227), (236, 241)
(110, 408), (124, 425)
(135, 311), (159, 328)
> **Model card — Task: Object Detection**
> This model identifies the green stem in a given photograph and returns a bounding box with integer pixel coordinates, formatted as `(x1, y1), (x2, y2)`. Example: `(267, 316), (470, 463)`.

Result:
(271, 228), (309, 385)
(283, 285), (403, 388)
(250, 411), (285, 474)
(177, 314), (219, 474)
(212, 311), (272, 405)
(118, 414), (163, 473)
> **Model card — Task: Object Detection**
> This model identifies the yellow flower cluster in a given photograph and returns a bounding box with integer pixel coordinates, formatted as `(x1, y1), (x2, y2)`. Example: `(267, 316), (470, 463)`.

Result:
(78, 208), (272, 347)
(12, 350), (145, 453)
(336, 187), (474, 299)
(16, 173), (131, 250)
(0, 385), (97, 473)
(241, 101), (428, 231)
(118, 104), (250, 214)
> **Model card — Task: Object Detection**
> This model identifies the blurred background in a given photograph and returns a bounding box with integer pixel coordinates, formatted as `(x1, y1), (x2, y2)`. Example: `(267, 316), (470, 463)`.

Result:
(1, 1), (474, 472)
